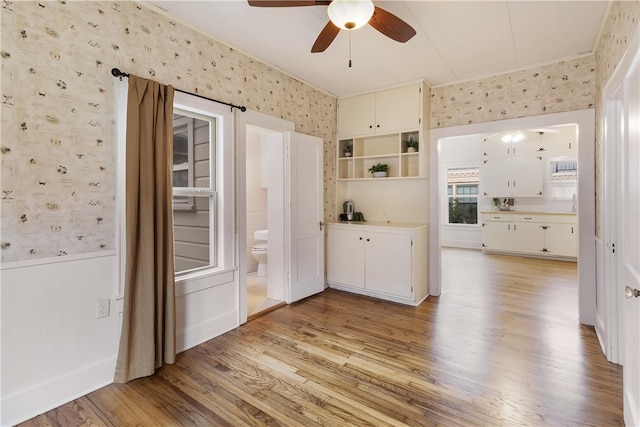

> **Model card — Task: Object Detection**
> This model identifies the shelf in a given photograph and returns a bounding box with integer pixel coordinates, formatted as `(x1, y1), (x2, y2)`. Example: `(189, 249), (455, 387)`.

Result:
(338, 130), (424, 180)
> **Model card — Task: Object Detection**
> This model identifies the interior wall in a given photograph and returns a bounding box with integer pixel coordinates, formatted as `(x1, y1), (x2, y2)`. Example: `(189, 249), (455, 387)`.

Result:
(0, 2), (336, 425)
(430, 55), (596, 129)
(246, 130), (268, 273)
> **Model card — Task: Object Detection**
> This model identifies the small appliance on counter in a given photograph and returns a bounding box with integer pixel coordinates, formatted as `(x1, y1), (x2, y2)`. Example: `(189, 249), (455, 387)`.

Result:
(339, 200), (365, 222)
(343, 199), (354, 220)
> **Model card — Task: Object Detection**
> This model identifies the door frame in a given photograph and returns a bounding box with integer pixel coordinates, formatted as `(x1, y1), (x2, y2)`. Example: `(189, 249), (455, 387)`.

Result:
(235, 110), (294, 324)
(602, 22), (640, 427)
(601, 22), (640, 365)
(429, 109), (596, 325)
(601, 84), (623, 364)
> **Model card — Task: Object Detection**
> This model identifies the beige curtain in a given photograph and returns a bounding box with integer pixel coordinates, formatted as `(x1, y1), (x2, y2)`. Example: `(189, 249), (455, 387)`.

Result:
(114, 75), (176, 383)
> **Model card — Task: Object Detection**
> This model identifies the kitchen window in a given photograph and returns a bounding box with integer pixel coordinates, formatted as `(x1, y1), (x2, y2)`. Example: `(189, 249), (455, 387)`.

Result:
(447, 167), (479, 225)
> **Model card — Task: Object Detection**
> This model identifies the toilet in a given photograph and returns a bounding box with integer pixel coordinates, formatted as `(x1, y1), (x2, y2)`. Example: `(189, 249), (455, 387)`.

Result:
(251, 229), (268, 277)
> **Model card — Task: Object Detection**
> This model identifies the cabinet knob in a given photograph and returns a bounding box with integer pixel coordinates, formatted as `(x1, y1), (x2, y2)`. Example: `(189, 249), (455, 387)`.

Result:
(359, 237), (363, 240)
(369, 125), (373, 129)
(366, 238), (370, 242)
(376, 124), (380, 128)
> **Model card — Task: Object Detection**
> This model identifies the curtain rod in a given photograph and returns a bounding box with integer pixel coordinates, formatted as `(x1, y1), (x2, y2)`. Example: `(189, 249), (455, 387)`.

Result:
(111, 68), (247, 112)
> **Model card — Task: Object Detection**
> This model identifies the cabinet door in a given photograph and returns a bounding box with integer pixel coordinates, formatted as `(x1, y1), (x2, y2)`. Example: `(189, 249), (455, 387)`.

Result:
(327, 228), (365, 288)
(510, 155), (543, 197)
(482, 135), (509, 158)
(365, 232), (412, 298)
(511, 222), (545, 254)
(375, 84), (420, 134)
(338, 93), (376, 137)
(482, 221), (514, 252)
(544, 223), (577, 257)
(480, 157), (511, 196)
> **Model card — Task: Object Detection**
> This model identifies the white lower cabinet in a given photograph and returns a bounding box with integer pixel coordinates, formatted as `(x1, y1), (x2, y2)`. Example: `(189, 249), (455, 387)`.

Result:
(327, 222), (429, 305)
(481, 213), (577, 259)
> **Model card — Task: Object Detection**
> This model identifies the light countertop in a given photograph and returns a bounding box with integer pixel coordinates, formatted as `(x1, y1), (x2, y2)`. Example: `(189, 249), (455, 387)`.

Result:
(480, 210), (577, 215)
(329, 221), (428, 230)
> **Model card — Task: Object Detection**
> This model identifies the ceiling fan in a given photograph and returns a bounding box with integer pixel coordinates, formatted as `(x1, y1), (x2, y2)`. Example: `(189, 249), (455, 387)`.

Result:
(247, 0), (416, 53)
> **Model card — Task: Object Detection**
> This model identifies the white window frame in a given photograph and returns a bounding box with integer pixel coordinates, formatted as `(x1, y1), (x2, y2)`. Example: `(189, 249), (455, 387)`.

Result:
(172, 115), (195, 211)
(173, 92), (234, 284)
(445, 166), (480, 225)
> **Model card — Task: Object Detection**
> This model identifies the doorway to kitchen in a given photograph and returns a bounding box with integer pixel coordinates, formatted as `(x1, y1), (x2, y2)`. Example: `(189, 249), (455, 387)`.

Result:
(429, 109), (596, 325)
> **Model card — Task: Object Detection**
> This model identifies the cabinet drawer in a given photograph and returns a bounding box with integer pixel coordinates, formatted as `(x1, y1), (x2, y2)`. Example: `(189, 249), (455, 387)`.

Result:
(544, 214), (577, 224)
(481, 213), (512, 222)
(512, 214), (545, 222)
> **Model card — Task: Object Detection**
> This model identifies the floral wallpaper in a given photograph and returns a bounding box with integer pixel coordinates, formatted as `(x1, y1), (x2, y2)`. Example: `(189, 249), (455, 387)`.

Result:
(0, 1), (337, 263)
(430, 56), (596, 129)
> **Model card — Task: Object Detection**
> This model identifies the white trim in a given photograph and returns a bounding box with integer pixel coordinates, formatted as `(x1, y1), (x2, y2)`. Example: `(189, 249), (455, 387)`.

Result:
(235, 110), (295, 325)
(1, 357), (116, 426)
(0, 250), (116, 271)
(430, 109), (596, 327)
(600, 21), (640, 367)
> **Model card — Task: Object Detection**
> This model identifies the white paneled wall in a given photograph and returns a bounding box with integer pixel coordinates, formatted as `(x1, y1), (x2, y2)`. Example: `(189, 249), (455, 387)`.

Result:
(1, 253), (120, 426)
(246, 129), (268, 273)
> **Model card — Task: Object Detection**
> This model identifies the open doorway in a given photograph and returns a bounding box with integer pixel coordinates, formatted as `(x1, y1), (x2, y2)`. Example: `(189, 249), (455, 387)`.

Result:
(245, 124), (286, 319)
(429, 109), (596, 325)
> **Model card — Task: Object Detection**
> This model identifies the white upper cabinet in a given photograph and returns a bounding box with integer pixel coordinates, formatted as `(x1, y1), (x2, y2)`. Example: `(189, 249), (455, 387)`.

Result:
(337, 93), (376, 138)
(338, 83), (421, 138)
(482, 130), (543, 158)
(481, 155), (543, 197)
(480, 130), (544, 197)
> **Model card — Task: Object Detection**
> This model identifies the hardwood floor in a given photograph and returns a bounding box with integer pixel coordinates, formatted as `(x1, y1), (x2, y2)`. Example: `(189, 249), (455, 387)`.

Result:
(20, 248), (623, 426)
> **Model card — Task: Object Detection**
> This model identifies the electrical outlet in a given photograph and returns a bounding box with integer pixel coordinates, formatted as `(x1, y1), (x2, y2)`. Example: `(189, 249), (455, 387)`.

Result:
(97, 299), (110, 318)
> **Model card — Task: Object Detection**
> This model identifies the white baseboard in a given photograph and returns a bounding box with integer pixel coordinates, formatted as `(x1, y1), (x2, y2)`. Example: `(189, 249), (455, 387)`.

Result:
(2, 356), (116, 426)
(177, 310), (239, 353)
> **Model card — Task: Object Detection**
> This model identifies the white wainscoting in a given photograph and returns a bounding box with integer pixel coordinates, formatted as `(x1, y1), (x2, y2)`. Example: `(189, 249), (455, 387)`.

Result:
(1, 253), (240, 426)
(1, 252), (120, 426)
(594, 237), (607, 357)
(441, 224), (482, 249)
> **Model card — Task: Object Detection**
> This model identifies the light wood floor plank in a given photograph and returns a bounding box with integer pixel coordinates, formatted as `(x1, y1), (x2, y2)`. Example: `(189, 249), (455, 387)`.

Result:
(20, 248), (624, 426)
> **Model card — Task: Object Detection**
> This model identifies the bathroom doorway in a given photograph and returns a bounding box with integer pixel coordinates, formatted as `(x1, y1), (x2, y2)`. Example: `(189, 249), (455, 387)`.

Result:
(237, 110), (325, 322)
(245, 124), (286, 318)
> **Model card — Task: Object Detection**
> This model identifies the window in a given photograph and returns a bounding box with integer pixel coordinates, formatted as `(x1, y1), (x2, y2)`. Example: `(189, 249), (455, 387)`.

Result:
(116, 84), (235, 297)
(447, 167), (479, 224)
(171, 93), (234, 278)
(172, 109), (215, 273)
(172, 115), (195, 209)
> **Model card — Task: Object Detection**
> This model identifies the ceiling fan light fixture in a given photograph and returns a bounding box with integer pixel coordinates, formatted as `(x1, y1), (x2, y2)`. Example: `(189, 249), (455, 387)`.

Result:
(327, 0), (374, 30)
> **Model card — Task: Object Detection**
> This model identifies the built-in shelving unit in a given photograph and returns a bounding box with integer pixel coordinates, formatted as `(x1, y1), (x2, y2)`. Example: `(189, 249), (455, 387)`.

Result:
(338, 131), (421, 180)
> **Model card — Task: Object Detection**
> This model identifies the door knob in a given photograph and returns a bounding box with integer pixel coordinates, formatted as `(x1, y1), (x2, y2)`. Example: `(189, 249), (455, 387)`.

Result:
(625, 286), (640, 298)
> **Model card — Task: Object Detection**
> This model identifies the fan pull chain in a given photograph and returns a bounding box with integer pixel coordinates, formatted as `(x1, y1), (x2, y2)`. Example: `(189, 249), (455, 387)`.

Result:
(348, 29), (352, 68)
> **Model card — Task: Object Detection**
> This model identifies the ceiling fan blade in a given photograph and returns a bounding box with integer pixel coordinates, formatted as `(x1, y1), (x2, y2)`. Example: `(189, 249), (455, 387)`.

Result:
(311, 21), (340, 53)
(369, 6), (416, 43)
(248, 0), (330, 6)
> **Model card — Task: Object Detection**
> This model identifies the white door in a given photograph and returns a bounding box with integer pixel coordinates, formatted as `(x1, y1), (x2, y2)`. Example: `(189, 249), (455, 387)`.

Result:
(287, 132), (325, 303)
(510, 155), (543, 197)
(375, 83), (421, 134)
(365, 231), (412, 298)
(621, 41), (640, 427)
(511, 222), (544, 254)
(480, 157), (511, 196)
(337, 93), (375, 137)
(326, 227), (365, 288)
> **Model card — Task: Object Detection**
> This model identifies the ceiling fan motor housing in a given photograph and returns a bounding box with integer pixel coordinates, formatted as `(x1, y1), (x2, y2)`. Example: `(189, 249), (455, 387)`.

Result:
(327, 0), (375, 30)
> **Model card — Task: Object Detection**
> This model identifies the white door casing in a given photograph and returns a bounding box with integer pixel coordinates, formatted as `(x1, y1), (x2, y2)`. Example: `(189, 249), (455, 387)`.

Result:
(236, 111), (294, 324)
(621, 32), (640, 427)
(602, 23), (640, 427)
(286, 132), (325, 303)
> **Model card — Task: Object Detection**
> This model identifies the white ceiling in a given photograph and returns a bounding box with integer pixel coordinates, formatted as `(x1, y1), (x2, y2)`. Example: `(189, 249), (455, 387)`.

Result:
(149, 0), (610, 98)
